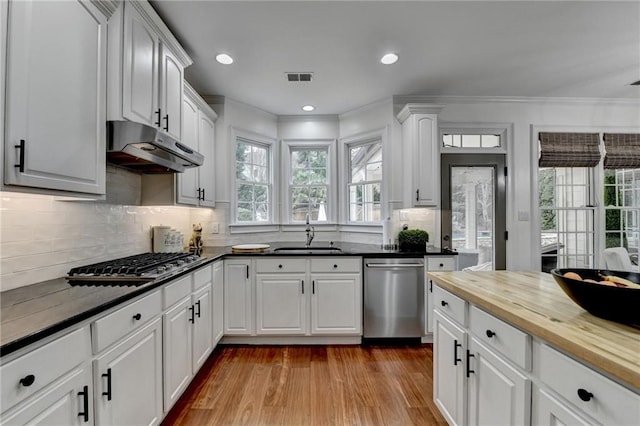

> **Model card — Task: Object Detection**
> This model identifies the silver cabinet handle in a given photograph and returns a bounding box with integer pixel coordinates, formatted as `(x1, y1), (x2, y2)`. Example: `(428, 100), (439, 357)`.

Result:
(365, 263), (424, 268)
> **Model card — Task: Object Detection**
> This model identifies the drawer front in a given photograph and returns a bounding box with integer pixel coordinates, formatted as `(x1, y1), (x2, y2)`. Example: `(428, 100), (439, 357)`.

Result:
(540, 344), (640, 426)
(469, 306), (531, 370)
(0, 326), (90, 411)
(163, 275), (192, 309)
(433, 285), (467, 326)
(193, 264), (212, 290)
(255, 258), (306, 273)
(427, 257), (457, 271)
(92, 290), (162, 353)
(311, 257), (361, 273)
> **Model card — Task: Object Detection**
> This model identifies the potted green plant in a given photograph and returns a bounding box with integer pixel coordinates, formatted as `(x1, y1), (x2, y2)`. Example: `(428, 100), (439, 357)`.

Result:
(398, 229), (429, 252)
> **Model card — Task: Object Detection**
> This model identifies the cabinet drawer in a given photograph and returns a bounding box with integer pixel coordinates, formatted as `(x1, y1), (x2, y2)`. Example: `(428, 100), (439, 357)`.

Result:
(193, 264), (212, 290)
(163, 275), (192, 309)
(255, 258), (306, 273)
(311, 257), (361, 273)
(433, 285), (467, 326)
(92, 290), (162, 353)
(0, 326), (90, 411)
(427, 257), (457, 271)
(539, 344), (640, 426)
(469, 306), (531, 370)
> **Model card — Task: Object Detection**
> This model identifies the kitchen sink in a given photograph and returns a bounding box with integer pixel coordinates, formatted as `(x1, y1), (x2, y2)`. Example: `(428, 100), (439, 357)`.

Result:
(273, 246), (343, 254)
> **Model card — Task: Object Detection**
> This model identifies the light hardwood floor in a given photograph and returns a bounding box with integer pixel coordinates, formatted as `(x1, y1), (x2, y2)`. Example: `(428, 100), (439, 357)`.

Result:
(162, 344), (447, 426)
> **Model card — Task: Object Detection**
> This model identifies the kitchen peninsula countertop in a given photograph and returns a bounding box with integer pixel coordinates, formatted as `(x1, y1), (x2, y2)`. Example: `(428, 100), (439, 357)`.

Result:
(1, 242), (455, 357)
(428, 270), (640, 391)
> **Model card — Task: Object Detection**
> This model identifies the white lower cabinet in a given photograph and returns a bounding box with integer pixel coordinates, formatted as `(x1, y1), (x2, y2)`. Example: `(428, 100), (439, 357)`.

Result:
(191, 284), (213, 372)
(1, 366), (93, 425)
(224, 259), (253, 335)
(212, 260), (224, 344)
(93, 317), (163, 426)
(163, 297), (193, 412)
(467, 337), (531, 426)
(426, 256), (458, 334)
(433, 310), (467, 426)
(256, 273), (307, 334)
(534, 387), (592, 426)
(310, 274), (361, 335)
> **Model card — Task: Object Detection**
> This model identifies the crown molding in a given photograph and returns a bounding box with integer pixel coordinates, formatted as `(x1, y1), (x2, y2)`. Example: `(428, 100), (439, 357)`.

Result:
(393, 94), (640, 106)
(91, 0), (119, 17)
(184, 82), (218, 121)
(277, 114), (339, 123)
(396, 103), (445, 123)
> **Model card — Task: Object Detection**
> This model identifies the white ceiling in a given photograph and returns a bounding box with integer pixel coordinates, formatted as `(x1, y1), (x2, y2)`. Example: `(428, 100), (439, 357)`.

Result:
(150, 0), (640, 116)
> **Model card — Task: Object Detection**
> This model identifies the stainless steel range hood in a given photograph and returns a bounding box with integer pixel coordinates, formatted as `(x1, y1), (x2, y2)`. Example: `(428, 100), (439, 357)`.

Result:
(107, 121), (203, 173)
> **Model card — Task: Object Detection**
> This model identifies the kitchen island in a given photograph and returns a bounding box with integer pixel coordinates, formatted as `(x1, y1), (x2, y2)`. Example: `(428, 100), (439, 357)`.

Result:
(428, 270), (639, 426)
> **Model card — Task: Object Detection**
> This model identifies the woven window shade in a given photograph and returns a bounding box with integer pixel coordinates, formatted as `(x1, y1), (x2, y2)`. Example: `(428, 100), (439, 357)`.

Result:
(603, 133), (640, 169)
(538, 132), (601, 167)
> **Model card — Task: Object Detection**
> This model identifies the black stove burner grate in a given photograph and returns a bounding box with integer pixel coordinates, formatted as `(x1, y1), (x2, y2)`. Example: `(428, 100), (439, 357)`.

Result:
(67, 252), (192, 277)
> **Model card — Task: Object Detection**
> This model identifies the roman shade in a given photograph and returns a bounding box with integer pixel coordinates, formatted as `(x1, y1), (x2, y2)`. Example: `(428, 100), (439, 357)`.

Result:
(538, 132), (601, 167)
(603, 133), (640, 169)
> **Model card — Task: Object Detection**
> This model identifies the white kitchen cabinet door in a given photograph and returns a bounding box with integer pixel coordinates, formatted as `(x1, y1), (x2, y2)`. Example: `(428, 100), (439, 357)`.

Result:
(197, 112), (216, 207)
(433, 310), (467, 426)
(162, 297), (192, 413)
(94, 318), (163, 426)
(311, 274), (362, 335)
(467, 337), (531, 426)
(534, 387), (593, 426)
(177, 95), (200, 206)
(192, 284), (213, 373)
(224, 260), (253, 335)
(4, 0), (106, 194)
(212, 261), (225, 344)
(397, 104), (443, 207)
(122, 2), (159, 127)
(256, 274), (307, 335)
(159, 42), (183, 140)
(0, 366), (92, 425)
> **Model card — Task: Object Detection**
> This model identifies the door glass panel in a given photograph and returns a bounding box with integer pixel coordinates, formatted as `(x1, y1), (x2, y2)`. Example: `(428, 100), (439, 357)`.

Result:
(451, 166), (494, 270)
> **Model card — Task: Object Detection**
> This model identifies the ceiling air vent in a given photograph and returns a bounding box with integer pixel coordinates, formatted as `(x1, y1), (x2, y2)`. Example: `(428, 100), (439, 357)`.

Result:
(286, 72), (313, 82)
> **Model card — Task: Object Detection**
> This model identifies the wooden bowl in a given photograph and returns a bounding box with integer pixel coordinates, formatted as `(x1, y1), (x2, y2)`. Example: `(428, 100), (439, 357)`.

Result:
(550, 268), (640, 325)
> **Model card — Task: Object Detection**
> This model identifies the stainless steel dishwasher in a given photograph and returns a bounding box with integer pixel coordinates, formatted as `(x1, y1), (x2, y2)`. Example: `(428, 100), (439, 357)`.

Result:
(363, 257), (425, 338)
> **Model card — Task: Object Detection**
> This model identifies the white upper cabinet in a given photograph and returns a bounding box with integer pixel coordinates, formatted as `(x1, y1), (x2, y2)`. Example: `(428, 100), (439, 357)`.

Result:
(396, 104), (444, 207)
(176, 83), (217, 207)
(107, 1), (191, 139)
(4, 0), (107, 194)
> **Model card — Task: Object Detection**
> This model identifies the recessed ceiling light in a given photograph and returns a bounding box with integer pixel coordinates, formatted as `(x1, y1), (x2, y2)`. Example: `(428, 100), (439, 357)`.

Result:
(302, 105), (315, 112)
(380, 53), (399, 65)
(215, 53), (233, 65)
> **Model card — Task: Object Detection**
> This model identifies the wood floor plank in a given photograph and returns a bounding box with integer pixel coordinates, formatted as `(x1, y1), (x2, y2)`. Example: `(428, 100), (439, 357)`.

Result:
(162, 344), (447, 426)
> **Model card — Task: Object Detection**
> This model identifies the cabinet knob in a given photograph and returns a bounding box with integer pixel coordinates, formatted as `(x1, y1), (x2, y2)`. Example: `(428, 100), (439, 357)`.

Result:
(439, 263), (444, 267)
(486, 330), (496, 338)
(441, 300), (448, 307)
(278, 264), (283, 269)
(577, 388), (594, 402)
(333, 264), (338, 269)
(132, 313), (142, 321)
(19, 374), (35, 387)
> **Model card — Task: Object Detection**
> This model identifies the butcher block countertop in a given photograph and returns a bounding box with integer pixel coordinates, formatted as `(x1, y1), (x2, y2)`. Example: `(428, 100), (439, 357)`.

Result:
(428, 270), (640, 391)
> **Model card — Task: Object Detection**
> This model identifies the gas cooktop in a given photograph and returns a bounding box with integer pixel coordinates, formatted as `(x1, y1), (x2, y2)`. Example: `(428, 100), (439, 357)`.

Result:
(66, 252), (206, 286)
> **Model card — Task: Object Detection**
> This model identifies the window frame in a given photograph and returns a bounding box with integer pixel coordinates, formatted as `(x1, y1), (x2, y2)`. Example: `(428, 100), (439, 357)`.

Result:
(230, 127), (278, 232)
(280, 139), (337, 225)
(440, 123), (509, 155)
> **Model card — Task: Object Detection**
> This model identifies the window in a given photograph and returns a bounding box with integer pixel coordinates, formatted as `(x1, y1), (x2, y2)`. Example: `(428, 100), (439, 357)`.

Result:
(539, 167), (596, 270)
(348, 141), (382, 222)
(443, 133), (501, 148)
(235, 137), (271, 223)
(289, 147), (329, 222)
(604, 168), (640, 255)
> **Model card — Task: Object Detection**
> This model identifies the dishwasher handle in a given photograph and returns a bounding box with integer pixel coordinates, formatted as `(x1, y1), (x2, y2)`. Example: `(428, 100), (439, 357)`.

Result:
(365, 263), (424, 268)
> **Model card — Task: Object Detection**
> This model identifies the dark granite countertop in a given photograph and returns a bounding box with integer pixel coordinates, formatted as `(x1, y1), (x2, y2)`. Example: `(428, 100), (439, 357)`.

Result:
(0, 242), (456, 357)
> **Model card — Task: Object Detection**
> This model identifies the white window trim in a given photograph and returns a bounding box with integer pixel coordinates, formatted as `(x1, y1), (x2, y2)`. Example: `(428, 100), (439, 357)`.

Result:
(440, 122), (510, 154)
(230, 127), (278, 232)
(339, 127), (388, 226)
(280, 139), (337, 225)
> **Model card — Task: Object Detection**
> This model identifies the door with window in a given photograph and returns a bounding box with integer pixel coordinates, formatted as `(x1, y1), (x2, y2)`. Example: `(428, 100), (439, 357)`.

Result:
(441, 154), (507, 270)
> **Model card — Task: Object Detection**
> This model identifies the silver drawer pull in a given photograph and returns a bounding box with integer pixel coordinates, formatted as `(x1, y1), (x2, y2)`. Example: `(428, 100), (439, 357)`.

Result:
(365, 263), (423, 268)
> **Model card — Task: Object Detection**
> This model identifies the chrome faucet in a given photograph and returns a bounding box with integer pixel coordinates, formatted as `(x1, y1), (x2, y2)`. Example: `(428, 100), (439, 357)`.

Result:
(305, 214), (315, 247)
